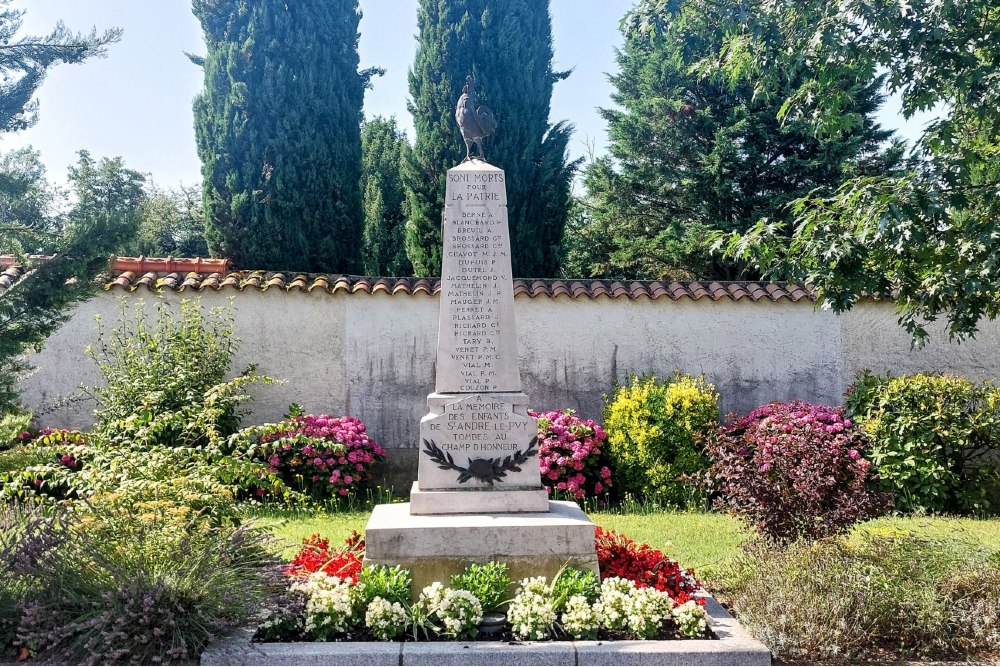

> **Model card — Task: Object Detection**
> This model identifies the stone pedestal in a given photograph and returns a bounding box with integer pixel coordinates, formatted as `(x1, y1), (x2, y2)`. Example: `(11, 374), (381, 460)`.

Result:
(364, 159), (597, 589)
(364, 501), (599, 596)
(410, 391), (548, 514)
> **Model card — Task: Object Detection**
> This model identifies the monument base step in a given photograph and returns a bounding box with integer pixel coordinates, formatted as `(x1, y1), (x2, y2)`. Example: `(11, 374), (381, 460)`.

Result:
(409, 481), (549, 514)
(363, 500), (599, 595)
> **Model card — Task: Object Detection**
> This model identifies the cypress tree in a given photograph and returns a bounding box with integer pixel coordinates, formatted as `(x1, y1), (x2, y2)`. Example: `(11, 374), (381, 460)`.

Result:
(360, 117), (412, 276)
(403, 0), (578, 278)
(192, 0), (366, 272)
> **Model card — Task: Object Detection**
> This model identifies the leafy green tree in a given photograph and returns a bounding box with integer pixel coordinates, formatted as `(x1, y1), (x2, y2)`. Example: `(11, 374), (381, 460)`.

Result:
(1, 151), (142, 414)
(360, 117), (412, 276)
(0, 148), (60, 238)
(0, 3), (122, 414)
(192, 0), (371, 273)
(403, 0), (579, 278)
(578, 0), (902, 280)
(625, 0), (1000, 343)
(126, 184), (209, 258)
(0, 1), (120, 133)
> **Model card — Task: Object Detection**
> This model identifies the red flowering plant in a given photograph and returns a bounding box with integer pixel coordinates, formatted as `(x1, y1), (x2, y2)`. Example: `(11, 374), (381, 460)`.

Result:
(594, 527), (703, 605)
(32, 429), (87, 472)
(237, 414), (386, 500)
(529, 409), (612, 501)
(284, 531), (365, 582)
(706, 401), (892, 542)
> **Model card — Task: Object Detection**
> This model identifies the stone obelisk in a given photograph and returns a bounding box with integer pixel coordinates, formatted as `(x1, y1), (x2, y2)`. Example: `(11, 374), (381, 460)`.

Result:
(408, 160), (548, 514)
(363, 77), (596, 593)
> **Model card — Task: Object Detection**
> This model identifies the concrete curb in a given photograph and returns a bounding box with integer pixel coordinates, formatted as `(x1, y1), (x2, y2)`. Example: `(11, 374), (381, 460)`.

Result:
(200, 594), (771, 666)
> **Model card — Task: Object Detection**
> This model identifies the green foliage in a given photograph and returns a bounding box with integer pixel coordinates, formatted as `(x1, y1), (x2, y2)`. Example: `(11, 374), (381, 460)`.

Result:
(550, 566), (600, 609)
(126, 183), (208, 258)
(450, 561), (511, 614)
(0, 500), (283, 664)
(0, 412), (29, 450)
(356, 564), (412, 609)
(621, 0), (1000, 343)
(577, 0), (901, 281)
(848, 372), (1000, 515)
(0, 1), (120, 133)
(361, 117), (413, 276)
(1, 149), (145, 413)
(0, 147), (59, 235)
(403, 0), (578, 278)
(604, 373), (719, 507)
(86, 298), (244, 439)
(719, 532), (1000, 663)
(0, 444), (48, 476)
(192, 0), (369, 272)
(1, 297), (289, 513)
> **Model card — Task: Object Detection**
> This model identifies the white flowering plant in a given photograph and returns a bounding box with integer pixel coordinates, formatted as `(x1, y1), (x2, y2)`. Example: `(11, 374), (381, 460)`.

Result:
(510, 574), (711, 641)
(508, 576), (558, 640)
(289, 572), (357, 641)
(672, 599), (710, 638)
(410, 582), (483, 640)
(365, 596), (410, 640)
(560, 594), (599, 639)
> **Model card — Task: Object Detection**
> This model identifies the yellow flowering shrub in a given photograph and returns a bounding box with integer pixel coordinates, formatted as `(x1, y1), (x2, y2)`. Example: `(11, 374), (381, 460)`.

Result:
(603, 374), (718, 507)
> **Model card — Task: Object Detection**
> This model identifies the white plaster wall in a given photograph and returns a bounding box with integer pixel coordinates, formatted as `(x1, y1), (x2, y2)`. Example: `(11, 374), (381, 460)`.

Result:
(842, 303), (1000, 384)
(18, 289), (347, 430)
(17, 289), (1000, 450)
(516, 295), (845, 420)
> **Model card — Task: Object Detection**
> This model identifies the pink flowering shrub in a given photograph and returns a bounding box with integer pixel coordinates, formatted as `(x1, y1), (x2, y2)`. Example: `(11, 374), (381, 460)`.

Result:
(529, 409), (612, 500)
(706, 401), (891, 542)
(239, 415), (385, 500)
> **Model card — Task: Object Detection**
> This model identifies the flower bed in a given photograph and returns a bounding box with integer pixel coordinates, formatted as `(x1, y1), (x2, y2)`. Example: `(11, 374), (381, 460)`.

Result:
(255, 530), (714, 644)
(236, 414), (386, 500)
(200, 594), (772, 666)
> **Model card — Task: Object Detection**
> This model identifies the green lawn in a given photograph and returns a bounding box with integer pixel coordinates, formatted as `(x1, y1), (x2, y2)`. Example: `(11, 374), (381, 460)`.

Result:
(254, 507), (1000, 581)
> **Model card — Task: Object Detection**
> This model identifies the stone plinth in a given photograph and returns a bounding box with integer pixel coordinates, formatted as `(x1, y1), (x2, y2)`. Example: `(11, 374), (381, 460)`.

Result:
(409, 481), (548, 515)
(364, 501), (599, 596)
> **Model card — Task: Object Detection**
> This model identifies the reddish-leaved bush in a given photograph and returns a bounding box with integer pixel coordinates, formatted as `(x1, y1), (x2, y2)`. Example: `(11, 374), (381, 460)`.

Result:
(707, 401), (891, 541)
(594, 527), (702, 605)
(284, 531), (365, 582)
(530, 409), (612, 500)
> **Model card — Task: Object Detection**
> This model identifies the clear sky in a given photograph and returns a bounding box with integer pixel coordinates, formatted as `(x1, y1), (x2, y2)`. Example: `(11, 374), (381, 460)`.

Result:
(1, 1), (926, 190)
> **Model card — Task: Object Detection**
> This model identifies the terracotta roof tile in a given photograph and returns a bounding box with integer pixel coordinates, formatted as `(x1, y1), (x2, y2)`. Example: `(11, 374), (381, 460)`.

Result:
(92, 258), (816, 303)
(0, 265), (25, 293)
(1, 254), (822, 303)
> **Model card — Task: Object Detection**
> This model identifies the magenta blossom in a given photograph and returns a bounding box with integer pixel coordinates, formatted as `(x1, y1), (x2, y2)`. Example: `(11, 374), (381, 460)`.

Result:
(530, 409), (613, 501)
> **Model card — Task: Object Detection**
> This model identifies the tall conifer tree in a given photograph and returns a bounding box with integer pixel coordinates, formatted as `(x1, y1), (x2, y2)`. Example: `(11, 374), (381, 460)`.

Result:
(576, 1), (902, 280)
(403, 0), (578, 278)
(192, 0), (366, 272)
(361, 117), (412, 276)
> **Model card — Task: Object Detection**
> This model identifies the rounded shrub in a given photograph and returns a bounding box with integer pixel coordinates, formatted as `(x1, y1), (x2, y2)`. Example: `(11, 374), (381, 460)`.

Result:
(847, 372), (1000, 515)
(707, 401), (891, 542)
(238, 414), (386, 500)
(530, 409), (612, 501)
(603, 373), (718, 507)
(720, 533), (1000, 664)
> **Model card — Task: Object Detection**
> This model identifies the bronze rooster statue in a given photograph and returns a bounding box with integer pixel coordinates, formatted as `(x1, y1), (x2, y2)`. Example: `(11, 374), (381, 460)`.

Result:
(455, 75), (497, 162)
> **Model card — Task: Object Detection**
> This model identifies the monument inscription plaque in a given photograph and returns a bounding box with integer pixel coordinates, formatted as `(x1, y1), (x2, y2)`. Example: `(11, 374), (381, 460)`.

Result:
(419, 394), (538, 489)
(436, 165), (520, 393)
